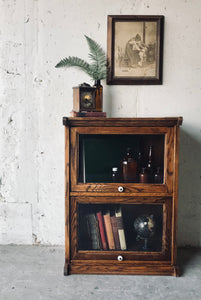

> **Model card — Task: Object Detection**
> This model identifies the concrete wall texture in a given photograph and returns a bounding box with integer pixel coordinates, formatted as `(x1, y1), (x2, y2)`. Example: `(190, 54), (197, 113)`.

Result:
(0, 0), (201, 246)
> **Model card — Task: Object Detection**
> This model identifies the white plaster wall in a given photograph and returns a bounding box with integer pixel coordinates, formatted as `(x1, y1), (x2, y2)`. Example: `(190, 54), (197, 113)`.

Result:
(0, 0), (201, 246)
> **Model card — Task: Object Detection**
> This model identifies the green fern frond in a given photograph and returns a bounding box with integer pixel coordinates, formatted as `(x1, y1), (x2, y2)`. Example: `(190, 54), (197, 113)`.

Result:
(55, 36), (107, 81)
(85, 35), (107, 80)
(85, 35), (106, 63)
(55, 56), (89, 71)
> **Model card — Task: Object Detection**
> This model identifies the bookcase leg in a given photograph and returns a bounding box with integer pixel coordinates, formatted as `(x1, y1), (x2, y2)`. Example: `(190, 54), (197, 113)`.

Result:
(64, 262), (70, 276)
(173, 266), (180, 277)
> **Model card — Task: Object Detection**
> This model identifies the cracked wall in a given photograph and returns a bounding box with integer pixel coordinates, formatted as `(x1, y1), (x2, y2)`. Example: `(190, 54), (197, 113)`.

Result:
(0, 0), (201, 246)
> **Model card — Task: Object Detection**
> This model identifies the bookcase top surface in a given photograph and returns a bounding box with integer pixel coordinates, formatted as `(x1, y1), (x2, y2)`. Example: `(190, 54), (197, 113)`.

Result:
(63, 117), (183, 127)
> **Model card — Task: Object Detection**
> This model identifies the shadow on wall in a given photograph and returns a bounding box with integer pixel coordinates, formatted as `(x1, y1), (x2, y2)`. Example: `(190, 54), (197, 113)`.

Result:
(103, 85), (113, 117)
(178, 128), (201, 247)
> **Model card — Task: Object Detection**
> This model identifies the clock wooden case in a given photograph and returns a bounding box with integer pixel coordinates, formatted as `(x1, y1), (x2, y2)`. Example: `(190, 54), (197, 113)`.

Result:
(63, 117), (183, 276)
(73, 86), (96, 112)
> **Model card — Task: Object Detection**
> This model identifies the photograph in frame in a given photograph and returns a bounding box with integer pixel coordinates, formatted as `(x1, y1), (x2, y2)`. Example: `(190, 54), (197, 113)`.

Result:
(107, 15), (164, 85)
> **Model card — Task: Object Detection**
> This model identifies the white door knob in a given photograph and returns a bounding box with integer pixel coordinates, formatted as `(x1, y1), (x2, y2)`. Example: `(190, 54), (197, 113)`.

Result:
(117, 255), (123, 261)
(118, 186), (124, 192)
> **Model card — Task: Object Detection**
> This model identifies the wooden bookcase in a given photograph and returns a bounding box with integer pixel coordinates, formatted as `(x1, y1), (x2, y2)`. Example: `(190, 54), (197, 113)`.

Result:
(63, 117), (183, 276)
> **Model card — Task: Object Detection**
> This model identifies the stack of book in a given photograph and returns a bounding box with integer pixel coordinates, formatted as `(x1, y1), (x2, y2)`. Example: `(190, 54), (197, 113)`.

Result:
(85, 207), (127, 251)
(70, 111), (107, 117)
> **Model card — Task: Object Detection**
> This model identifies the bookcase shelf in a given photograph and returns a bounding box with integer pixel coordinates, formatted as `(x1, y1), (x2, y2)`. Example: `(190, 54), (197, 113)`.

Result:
(63, 117), (182, 276)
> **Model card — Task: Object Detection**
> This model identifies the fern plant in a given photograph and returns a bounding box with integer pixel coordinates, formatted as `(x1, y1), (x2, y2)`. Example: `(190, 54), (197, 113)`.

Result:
(55, 35), (107, 81)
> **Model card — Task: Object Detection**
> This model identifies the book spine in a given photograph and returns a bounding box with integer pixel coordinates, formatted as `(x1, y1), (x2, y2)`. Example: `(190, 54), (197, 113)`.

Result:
(70, 111), (107, 117)
(86, 214), (102, 250)
(110, 215), (121, 250)
(115, 209), (127, 250)
(103, 212), (115, 250)
(96, 211), (108, 250)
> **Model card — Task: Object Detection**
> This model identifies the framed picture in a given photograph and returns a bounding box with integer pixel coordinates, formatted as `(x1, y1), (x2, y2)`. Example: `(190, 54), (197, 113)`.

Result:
(107, 15), (164, 85)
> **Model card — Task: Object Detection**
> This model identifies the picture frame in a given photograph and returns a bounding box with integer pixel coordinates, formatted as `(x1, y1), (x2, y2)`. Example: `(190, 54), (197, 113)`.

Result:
(107, 15), (164, 85)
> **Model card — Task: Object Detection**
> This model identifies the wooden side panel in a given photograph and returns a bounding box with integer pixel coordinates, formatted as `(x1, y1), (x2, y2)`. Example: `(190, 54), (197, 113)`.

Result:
(64, 126), (70, 275)
(165, 128), (174, 193)
(162, 197), (172, 258)
(70, 197), (77, 260)
(70, 128), (78, 189)
(171, 125), (180, 266)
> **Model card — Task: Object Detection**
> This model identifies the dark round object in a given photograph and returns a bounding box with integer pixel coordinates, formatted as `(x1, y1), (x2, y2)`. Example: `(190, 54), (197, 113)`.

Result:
(134, 214), (156, 239)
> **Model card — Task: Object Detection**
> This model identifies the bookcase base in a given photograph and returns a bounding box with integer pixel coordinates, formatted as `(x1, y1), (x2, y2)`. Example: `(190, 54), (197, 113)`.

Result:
(66, 261), (179, 276)
(64, 262), (70, 276)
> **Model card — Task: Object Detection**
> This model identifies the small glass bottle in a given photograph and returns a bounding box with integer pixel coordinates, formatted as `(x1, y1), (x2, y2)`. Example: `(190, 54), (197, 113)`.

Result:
(93, 80), (103, 112)
(154, 167), (163, 184)
(139, 167), (148, 183)
(121, 148), (138, 183)
(137, 151), (143, 181)
(112, 167), (120, 183)
(146, 145), (154, 183)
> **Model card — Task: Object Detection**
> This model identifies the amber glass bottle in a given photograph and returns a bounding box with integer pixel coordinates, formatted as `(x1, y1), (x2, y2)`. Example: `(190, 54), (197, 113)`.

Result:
(93, 80), (103, 112)
(139, 167), (148, 183)
(121, 148), (138, 183)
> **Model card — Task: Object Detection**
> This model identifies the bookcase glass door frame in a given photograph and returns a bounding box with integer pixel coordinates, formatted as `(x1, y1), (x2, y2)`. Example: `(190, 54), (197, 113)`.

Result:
(70, 196), (172, 262)
(78, 134), (165, 184)
(70, 126), (174, 193)
(78, 204), (163, 252)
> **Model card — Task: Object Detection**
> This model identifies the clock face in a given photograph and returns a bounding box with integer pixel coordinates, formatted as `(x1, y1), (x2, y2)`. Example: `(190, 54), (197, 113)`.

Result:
(81, 92), (94, 109)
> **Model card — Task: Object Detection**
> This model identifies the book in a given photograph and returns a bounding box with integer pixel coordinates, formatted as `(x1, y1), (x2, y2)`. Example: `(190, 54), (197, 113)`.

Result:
(115, 208), (127, 250)
(70, 110), (107, 117)
(86, 213), (102, 250)
(96, 211), (108, 250)
(110, 214), (121, 250)
(103, 211), (115, 250)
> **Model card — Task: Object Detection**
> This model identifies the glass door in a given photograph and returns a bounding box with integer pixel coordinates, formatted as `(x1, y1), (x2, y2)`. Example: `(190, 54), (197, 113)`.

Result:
(79, 134), (164, 184)
(70, 127), (174, 193)
(70, 196), (172, 261)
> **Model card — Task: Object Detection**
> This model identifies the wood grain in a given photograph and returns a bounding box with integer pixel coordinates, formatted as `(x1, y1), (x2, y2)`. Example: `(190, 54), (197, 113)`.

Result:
(63, 117), (182, 276)
(64, 126), (70, 267)
(63, 117), (183, 128)
(165, 128), (174, 193)
(70, 192), (173, 197)
(171, 125), (180, 266)
(69, 260), (178, 276)
(70, 126), (173, 193)
(70, 196), (172, 262)
(71, 183), (169, 193)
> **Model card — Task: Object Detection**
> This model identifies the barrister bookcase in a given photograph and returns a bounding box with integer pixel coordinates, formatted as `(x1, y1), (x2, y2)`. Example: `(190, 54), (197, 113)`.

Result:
(63, 117), (182, 276)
